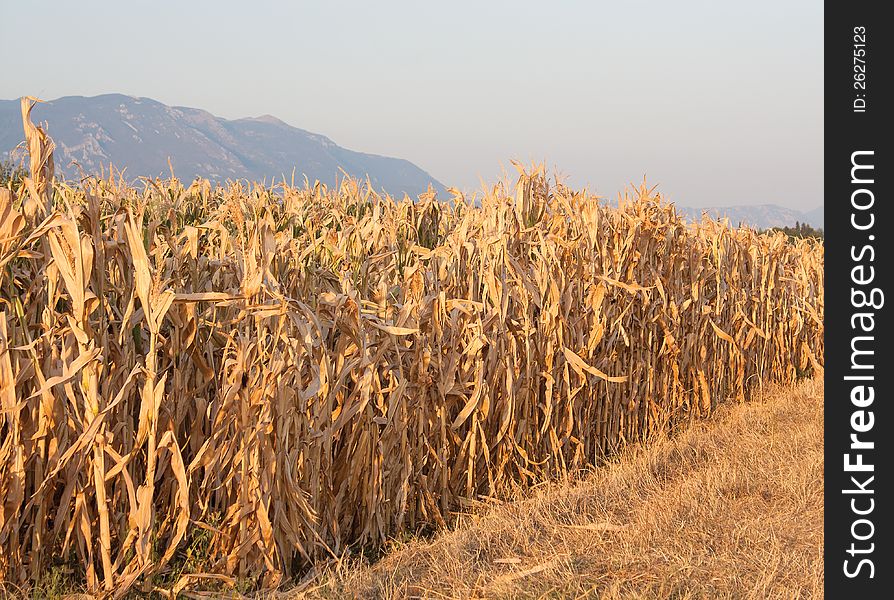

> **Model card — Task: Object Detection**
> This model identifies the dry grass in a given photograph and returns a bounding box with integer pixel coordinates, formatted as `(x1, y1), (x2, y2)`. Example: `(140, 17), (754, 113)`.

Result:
(297, 377), (824, 599)
(0, 102), (823, 596)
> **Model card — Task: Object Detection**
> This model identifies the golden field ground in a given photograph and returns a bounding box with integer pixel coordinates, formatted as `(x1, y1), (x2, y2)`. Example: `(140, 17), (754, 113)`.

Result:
(297, 377), (823, 600)
(1, 100), (823, 597)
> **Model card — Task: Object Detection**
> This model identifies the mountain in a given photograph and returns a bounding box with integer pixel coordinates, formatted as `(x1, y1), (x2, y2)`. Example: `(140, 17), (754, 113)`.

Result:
(801, 206), (824, 229)
(0, 94), (446, 198)
(676, 203), (823, 230)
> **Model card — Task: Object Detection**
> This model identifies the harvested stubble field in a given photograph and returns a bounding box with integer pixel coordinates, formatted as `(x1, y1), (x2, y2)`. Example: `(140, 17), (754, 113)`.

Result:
(0, 101), (823, 597)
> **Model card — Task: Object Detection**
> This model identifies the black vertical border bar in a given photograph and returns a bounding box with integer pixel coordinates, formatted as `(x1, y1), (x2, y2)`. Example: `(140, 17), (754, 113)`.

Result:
(826, 2), (892, 596)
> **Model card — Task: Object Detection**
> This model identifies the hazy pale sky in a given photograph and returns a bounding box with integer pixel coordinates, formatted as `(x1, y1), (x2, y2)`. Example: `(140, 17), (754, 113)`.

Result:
(0, 0), (823, 209)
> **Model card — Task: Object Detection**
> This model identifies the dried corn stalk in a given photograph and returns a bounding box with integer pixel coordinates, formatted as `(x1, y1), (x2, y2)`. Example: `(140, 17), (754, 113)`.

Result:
(0, 114), (823, 596)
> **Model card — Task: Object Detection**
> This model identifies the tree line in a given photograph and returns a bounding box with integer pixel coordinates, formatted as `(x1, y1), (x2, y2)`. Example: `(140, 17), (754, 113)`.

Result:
(764, 221), (824, 240)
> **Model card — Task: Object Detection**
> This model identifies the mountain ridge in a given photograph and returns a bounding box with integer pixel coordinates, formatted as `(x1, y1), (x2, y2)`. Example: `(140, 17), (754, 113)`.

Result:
(675, 203), (823, 230)
(0, 93), (446, 198)
(1, 94), (822, 227)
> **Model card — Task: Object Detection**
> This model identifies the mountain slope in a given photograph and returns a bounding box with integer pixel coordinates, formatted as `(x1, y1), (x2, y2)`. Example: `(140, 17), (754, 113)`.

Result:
(0, 94), (445, 198)
(676, 203), (824, 230)
(801, 205), (824, 229)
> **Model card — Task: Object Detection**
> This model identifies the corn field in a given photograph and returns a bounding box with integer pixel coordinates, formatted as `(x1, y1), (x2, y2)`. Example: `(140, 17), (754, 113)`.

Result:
(0, 99), (823, 596)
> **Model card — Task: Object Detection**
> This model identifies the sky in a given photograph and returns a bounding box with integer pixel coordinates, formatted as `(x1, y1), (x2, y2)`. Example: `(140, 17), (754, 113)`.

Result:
(0, 1), (823, 210)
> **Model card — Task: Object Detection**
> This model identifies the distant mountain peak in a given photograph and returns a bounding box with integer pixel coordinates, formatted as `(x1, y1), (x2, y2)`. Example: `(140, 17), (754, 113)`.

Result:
(243, 114), (287, 126)
(0, 94), (446, 197)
